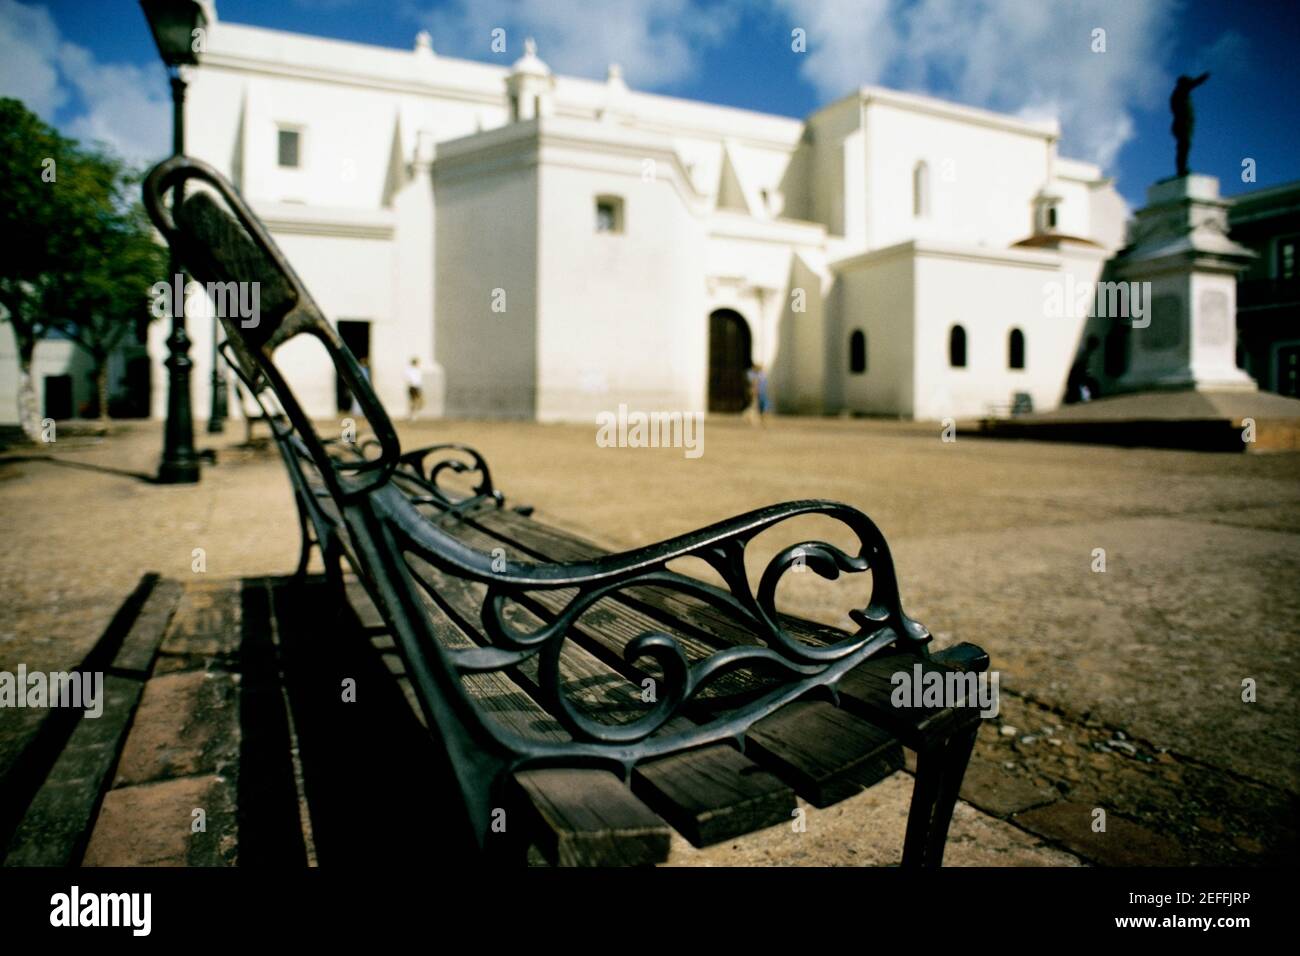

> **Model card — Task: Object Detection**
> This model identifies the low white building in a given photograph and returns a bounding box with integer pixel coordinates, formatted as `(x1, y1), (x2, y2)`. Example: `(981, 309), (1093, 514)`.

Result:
(155, 10), (1128, 424)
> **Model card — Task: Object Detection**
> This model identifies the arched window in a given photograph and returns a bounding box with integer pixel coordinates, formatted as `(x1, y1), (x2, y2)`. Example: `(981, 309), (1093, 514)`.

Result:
(849, 330), (867, 374)
(913, 161), (929, 218)
(1008, 328), (1025, 369)
(949, 325), (967, 368)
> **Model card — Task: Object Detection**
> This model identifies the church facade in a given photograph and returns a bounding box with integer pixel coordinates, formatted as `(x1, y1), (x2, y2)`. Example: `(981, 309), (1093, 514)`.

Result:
(161, 11), (1130, 424)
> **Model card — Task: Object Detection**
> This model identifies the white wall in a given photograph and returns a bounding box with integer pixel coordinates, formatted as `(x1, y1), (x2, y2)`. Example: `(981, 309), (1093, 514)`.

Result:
(535, 124), (707, 420)
(433, 126), (539, 418)
(864, 100), (1051, 251)
(911, 244), (1074, 420)
(805, 97), (860, 238)
(771, 252), (830, 413)
(0, 327), (95, 423)
(830, 249), (915, 416)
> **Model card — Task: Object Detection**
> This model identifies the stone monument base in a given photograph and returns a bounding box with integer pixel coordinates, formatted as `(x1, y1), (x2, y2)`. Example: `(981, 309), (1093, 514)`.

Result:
(1110, 173), (1257, 394)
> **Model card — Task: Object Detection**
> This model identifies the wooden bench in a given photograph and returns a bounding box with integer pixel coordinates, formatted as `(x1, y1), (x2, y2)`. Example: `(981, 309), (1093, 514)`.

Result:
(144, 155), (990, 866)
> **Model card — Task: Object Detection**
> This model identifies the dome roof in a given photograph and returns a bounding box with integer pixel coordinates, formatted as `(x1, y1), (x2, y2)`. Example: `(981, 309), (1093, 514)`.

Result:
(511, 38), (550, 77)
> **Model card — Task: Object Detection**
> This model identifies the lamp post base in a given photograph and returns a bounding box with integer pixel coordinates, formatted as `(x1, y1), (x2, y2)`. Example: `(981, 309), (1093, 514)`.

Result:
(157, 317), (201, 485)
(157, 457), (201, 484)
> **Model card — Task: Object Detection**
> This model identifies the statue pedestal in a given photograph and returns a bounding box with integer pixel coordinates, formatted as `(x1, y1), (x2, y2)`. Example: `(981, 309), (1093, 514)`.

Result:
(1113, 174), (1257, 392)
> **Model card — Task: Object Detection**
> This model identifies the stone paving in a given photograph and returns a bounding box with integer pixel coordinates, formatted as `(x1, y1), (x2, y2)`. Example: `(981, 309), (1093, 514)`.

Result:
(2, 416), (1297, 865)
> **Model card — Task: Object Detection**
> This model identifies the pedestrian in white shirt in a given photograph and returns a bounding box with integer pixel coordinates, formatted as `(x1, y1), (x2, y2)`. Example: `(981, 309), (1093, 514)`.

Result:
(405, 357), (423, 421)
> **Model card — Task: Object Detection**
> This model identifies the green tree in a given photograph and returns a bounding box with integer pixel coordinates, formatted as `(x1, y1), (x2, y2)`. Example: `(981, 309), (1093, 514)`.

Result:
(0, 98), (165, 436)
(50, 166), (165, 423)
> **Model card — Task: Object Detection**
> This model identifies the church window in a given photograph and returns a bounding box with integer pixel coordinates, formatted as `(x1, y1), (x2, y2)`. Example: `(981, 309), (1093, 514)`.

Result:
(849, 330), (867, 374)
(1009, 328), (1025, 369)
(913, 161), (929, 217)
(949, 325), (967, 368)
(596, 195), (624, 233)
(277, 127), (301, 168)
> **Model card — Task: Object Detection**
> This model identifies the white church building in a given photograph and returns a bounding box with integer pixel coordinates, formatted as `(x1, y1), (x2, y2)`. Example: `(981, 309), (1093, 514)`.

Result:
(158, 9), (1130, 424)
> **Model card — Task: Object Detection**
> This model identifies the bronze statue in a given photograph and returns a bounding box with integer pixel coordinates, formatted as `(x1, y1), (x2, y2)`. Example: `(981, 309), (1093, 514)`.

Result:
(1171, 72), (1210, 177)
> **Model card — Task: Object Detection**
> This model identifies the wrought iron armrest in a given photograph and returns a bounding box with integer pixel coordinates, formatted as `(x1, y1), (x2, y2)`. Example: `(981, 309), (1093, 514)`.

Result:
(379, 491), (931, 745)
(384, 492), (929, 666)
(398, 443), (504, 509)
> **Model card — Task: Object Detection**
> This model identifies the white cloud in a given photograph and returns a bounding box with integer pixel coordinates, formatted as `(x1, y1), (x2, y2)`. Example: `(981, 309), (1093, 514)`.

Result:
(56, 43), (169, 164)
(0, 0), (168, 165)
(774, 0), (1179, 170)
(0, 0), (65, 117)
(419, 0), (739, 88)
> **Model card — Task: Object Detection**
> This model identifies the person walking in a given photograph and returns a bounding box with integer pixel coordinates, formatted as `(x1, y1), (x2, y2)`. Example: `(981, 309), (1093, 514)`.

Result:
(745, 362), (770, 426)
(406, 356), (424, 421)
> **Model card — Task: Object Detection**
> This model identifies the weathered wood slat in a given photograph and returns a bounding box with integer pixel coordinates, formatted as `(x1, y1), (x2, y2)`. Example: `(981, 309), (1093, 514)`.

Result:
(513, 768), (670, 867)
(631, 736), (795, 848)
(834, 651), (984, 751)
(746, 701), (904, 807)
(357, 559), (568, 745)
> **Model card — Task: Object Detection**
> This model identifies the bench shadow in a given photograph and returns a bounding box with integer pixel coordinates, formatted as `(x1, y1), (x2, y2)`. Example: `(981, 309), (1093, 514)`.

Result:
(237, 575), (478, 866)
(0, 454), (157, 483)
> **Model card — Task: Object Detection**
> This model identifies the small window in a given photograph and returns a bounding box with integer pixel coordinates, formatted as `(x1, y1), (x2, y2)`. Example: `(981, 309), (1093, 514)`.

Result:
(849, 330), (866, 374)
(949, 325), (967, 368)
(278, 127), (301, 168)
(595, 195), (624, 233)
(1008, 328), (1025, 369)
(913, 161), (929, 218)
(1047, 205), (1058, 228)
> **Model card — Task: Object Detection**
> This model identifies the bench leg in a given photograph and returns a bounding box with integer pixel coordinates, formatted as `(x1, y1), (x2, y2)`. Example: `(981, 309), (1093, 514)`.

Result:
(322, 539), (347, 597)
(901, 726), (979, 868)
(292, 503), (315, 578)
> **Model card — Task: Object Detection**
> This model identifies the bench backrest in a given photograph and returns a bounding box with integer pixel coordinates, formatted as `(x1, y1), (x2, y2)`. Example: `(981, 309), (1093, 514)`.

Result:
(143, 156), (398, 505)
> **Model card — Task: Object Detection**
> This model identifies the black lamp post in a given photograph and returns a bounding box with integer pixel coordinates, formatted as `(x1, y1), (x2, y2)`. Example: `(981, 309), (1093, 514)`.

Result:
(141, 0), (207, 482)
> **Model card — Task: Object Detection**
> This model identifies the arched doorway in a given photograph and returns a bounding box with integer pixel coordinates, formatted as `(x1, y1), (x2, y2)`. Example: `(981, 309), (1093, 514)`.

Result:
(708, 309), (752, 412)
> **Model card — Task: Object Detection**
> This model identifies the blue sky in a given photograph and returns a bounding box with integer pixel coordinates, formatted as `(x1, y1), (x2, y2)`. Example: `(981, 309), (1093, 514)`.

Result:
(3, 0), (1297, 208)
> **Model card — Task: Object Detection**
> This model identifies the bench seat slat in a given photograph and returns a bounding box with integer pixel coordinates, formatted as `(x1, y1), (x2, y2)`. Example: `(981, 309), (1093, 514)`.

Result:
(631, 741), (796, 848)
(353, 557), (568, 744)
(746, 701), (905, 807)
(513, 769), (671, 867)
(834, 653), (984, 752)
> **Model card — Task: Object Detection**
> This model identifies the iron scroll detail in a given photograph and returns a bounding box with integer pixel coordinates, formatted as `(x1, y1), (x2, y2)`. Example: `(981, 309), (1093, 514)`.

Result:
(440, 499), (931, 746)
